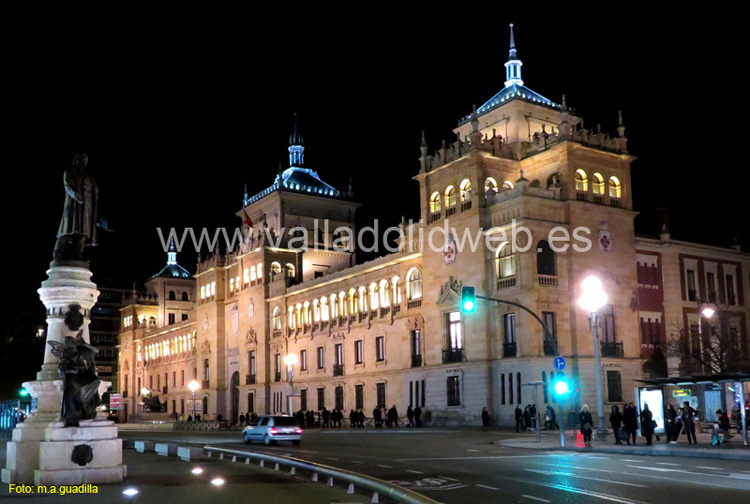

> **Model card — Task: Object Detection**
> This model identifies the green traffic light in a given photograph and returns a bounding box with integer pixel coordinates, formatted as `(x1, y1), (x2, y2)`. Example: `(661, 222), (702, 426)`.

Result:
(19, 389), (29, 397)
(461, 286), (476, 313)
(553, 380), (570, 395)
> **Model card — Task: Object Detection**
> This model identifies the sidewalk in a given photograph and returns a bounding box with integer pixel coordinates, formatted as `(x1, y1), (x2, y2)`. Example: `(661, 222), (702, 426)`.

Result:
(493, 429), (750, 461)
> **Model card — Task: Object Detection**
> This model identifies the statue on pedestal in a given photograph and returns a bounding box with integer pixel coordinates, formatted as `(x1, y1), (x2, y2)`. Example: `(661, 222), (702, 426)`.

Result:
(53, 153), (99, 261)
(48, 331), (101, 427)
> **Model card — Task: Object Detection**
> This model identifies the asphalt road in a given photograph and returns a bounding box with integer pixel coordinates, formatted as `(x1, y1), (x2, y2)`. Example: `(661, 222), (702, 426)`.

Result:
(121, 428), (750, 504)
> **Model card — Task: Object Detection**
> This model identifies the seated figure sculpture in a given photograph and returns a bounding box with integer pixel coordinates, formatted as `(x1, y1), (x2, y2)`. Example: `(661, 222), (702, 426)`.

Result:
(48, 331), (101, 427)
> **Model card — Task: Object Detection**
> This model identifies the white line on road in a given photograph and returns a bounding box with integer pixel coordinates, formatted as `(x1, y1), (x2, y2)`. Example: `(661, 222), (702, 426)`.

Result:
(696, 466), (722, 470)
(326, 457), (339, 461)
(476, 484), (500, 491)
(504, 477), (644, 504)
(622, 459), (642, 462)
(377, 464), (393, 469)
(467, 449), (481, 452)
(440, 476), (459, 481)
(585, 456), (610, 459)
(406, 469), (424, 474)
(656, 462), (680, 466)
(350, 460), (364, 464)
(398, 454), (555, 461)
(521, 495), (551, 503)
(525, 469), (648, 488)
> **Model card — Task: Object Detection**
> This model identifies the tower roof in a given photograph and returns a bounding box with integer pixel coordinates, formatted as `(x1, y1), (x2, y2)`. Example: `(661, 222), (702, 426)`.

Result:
(149, 241), (192, 280)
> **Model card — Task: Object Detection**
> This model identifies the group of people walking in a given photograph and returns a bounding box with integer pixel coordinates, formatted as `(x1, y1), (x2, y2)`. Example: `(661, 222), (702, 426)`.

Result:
(607, 401), (699, 446)
(513, 404), (559, 432)
(239, 405), (422, 429)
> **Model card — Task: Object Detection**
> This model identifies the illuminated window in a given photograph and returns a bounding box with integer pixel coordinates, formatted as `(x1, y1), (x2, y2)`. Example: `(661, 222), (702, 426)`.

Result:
(592, 173), (604, 195)
(406, 267), (422, 300)
(392, 276), (401, 304)
(447, 311), (463, 350)
(379, 279), (390, 307)
(288, 306), (296, 328)
(313, 300), (320, 322)
(444, 185), (457, 207)
(430, 192), (442, 213)
(296, 303), (302, 327)
(286, 263), (295, 277)
(200, 286), (205, 300)
(330, 294), (338, 318)
(349, 288), (358, 314)
(496, 243), (516, 279)
(485, 177), (498, 196)
(575, 169), (588, 192)
(272, 307), (282, 330)
(459, 179), (472, 202)
(235, 276), (240, 290)
(250, 267), (257, 282)
(256, 263), (263, 281)
(358, 286), (367, 312)
(608, 176), (621, 198)
(243, 268), (250, 285)
(229, 278), (235, 293)
(271, 262), (282, 275)
(303, 301), (310, 324)
(369, 283), (380, 310)
(211, 282), (216, 296)
(321, 297), (329, 321)
(502, 180), (514, 190)
(338, 291), (346, 316)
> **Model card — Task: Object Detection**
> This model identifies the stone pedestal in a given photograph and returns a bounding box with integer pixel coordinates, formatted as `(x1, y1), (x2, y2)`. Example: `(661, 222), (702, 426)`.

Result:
(2, 262), (125, 485)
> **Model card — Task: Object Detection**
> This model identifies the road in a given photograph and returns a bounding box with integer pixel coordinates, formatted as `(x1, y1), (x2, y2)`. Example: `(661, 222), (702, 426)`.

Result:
(121, 428), (750, 504)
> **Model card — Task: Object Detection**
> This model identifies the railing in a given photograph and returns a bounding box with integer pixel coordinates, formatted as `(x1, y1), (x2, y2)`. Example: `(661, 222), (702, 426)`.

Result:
(442, 348), (463, 363)
(274, 372), (282, 382)
(503, 342), (517, 357)
(593, 195), (604, 204)
(429, 212), (441, 223)
(380, 306), (390, 317)
(203, 445), (439, 504)
(576, 191), (586, 201)
(333, 364), (344, 376)
(600, 341), (624, 357)
(272, 330), (282, 338)
(543, 341), (558, 356)
(445, 206), (457, 217)
(460, 200), (472, 211)
(538, 274), (558, 287)
(201, 380), (209, 389)
(407, 298), (422, 309)
(497, 277), (516, 290)
(610, 199), (621, 208)
(411, 354), (422, 367)
(246, 375), (256, 385)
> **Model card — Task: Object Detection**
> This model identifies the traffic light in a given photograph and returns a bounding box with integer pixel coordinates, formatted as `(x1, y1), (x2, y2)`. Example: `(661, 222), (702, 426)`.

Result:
(461, 286), (476, 313)
(19, 389), (29, 397)
(553, 379), (570, 396)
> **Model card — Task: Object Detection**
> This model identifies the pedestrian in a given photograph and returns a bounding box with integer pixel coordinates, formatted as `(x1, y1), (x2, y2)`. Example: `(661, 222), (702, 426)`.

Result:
(196, 413), (201, 421)
(187, 415), (193, 422)
(373, 407), (381, 428)
(530, 404), (538, 430)
(388, 405), (399, 428)
(306, 410), (315, 429)
(664, 404), (677, 443)
(358, 409), (365, 428)
(712, 409), (732, 445)
(609, 405), (623, 445)
(407, 405), (414, 427)
(682, 401), (698, 444)
(322, 407), (330, 429)
(623, 402), (638, 445)
(545, 404), (559, 430)
(414, 405), (422, 427)
(239, 413), (245, 426)
(515, 405), (523, 432)
(579, 404), (594, 447)
(523, 406), (531, 430)
(640, 403), (654, 445)
(481, 407), (490, 429)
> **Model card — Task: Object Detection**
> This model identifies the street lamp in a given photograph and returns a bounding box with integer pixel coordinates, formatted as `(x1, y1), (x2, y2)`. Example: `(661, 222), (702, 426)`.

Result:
(283, 354), (298, 415)
(696, 301), (717, 373)
(578, 275), (609, 441)
(188, 380), (200, 420)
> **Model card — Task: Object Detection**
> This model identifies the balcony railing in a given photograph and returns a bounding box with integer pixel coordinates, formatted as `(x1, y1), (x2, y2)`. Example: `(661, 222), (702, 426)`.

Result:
(610, 199), (621, 208)
(460, 200), (472, 211)
(246, 374), (256, 385)
(274, 372), (281, 382)
(411, 354), (422, 367)
(593, 195), (604, 204)
(445, 206), (457, 217)
(576, 191), (586, 201)
(497, 277), (516, 290)
(407, 298), (422, 309)
(538, 274), (558, 287)
(503, 342), (517, 357)
(201, 380), (209, 389)
(443, 348), (463, 363)
(429, 211), (441, 223)
(272, 329), (282, 338)
(600, 341), (624, 357)
(333, 364), (344, 376)
(543, 341), (558, 356)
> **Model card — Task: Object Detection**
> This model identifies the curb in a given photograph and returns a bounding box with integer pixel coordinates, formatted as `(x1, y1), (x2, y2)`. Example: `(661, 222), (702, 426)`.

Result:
(492, 439), (750, 461)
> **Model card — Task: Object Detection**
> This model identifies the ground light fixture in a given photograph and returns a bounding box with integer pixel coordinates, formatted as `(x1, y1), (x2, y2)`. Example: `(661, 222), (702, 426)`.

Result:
(211, 477), (225, 486)
(191, 467), (204, 475)
(122, 488), (139, 497)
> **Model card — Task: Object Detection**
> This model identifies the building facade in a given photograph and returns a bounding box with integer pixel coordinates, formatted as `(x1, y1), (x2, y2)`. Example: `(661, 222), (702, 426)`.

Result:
(116, 26), (749, 426)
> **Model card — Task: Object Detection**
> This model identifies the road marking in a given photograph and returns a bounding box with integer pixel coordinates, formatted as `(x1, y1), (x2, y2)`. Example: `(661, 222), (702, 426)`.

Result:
(522, 495), (551, 503)
(503, 477), (644, 504)
(476, 484), (500, 491)
(406, 469), (424, 474)
(440, 476), (459, 481)
(350, 460), (364, 464)
(622, 459), (642, 462)
(585, 456), (610, 459)
(656, 462), (680, 466)
(398, 454), (554, 461)
(467, 449), (481, 452)
(696, 466), (721, 470)
(377, 464), (393, 469)
(326, 457), (339, 461)
(525, 469), (647, 488)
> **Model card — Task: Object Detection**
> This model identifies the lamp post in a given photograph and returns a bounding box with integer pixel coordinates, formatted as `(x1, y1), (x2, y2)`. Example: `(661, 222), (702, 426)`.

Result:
(283, 354), (298, 415)
(578, 275), (609, 441)
(140, 387), (150, 413)
(695, 301), (716, 374)
(188, 380), (200, 420)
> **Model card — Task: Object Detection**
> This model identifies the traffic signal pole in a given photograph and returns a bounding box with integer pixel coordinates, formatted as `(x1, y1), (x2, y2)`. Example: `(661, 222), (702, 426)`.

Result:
(475, 294), (556, 342)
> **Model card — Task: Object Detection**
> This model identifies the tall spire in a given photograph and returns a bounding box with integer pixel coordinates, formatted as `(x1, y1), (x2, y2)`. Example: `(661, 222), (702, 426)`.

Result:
(167, 239), (177, 265)
(288, 113), (305, 167)
(504, 23), (523, 87)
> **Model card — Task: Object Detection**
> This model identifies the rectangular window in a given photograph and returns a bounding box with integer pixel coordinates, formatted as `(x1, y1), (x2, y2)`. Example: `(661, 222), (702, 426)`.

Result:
(542, 312), (557, 341)
(247, 392), (255, 413)
(411, 329), (422, 356)
(355, 340), (363, 364)
(168, 313), (176, 325)
(182, 313), (189, 321)
(447, 312), (462, 350)
(509, 373), (513, 404)
(446, 376), (461, 406)
(376, 382), (386, 408)
(599, 307), (616, 343)
(181, 370), (185, 386)
(300, 349), (307, 371)
(726, 274), (736, 305)
(375, 336), (385, 361)
(355, 385), (364, 410)
(181, 399), (185, 415)
(317, 347), (325, 369)
(149, 375), (153, 390)
(335, 386), (344, 411)
(706, 272), (716, 302)
(606, 371), (623, 402)
(317, 388), (325, 410)
(249, 351), (256, 376)
(173, 371), (176, 387)
(504, 313), (516, 343)
(300, 389), (307, 411)
(137, 377), (141, 394)
(687, 270), (696, 301)
(204, 359), (210, 381)
(157, 374), (161, 389)
(275, 353), (281, 380)
(335, 344), (343, 366)
(501, 374), (505, 405)
(421, 380), (425, 408)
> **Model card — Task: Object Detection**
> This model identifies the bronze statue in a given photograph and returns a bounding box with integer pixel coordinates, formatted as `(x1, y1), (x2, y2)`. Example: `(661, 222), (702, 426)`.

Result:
(48, 331), (101, 427)
(54, 153), (99, 261)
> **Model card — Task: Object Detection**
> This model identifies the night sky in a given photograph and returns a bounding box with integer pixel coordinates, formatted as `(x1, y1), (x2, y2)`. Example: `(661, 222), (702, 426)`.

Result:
(2, 11), (741, 392)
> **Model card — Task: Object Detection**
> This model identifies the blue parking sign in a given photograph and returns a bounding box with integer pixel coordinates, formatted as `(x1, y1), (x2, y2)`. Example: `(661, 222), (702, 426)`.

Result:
(554, 357), (566, 371)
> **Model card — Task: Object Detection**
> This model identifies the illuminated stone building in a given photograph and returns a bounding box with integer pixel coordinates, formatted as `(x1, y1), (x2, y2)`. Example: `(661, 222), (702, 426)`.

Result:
(117, 26), (749, 426)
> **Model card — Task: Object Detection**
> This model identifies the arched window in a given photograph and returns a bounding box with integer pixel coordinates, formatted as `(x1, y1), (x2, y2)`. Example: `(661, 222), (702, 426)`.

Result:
(229, 278), (235, 292)
(295, 303), (303, 327)
(211, 282), (216, 296)
(169, 290), (176, 301)
(379, 279), (390, 307)
(502, 180), (514, 190)
(256, 263), (263, 281)
(496, 243), (516, 279)
(459, 179), (472, 202)
(485, 177), (498, 196)
(592, 173), (605, 195)
(406, 267), (422, 300)
(303, 301), (310, 324)
(369, 283), (380, 310)
(536, 240), (557, 276)
(271, 262), (282, 275)
(321, 296), (329, 321)
(182, 291), (189, 301)
(575, 169), (588, 192)
(272, 307), (282, 330)
(330, 294), (338, 318)
(288, 306), (296, 328)
(391, 276), (401, 305)
(338, 291), (347, 316)
(243, 268), (250, 285)
(608, 176), (621, 198)
(444, 185), (457, 207)
(358, 286), (367, 312)
(349, 288), (357, 314)
(547, 172), (562, 189)
(430, 192), (442, 213)
(286, 263), (295, 278)
(200, 286), (206, 300)
(250, 266), (257, 282)
(313, 300), (320, 322)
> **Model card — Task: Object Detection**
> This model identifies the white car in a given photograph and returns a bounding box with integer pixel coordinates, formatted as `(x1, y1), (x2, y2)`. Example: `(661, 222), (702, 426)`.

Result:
(243, 415), (302, 446)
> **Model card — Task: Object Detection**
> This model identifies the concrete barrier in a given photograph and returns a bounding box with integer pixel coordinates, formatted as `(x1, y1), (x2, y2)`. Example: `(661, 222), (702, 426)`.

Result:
(134, 440), (155, 453)
(177, 446), (204, 461)
(155, 443), (178, 456)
